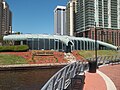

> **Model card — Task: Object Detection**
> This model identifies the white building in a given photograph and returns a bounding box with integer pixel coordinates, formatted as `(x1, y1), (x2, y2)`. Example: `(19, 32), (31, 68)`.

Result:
(54, 6), (66, 35)
(66, 0), (77, 36)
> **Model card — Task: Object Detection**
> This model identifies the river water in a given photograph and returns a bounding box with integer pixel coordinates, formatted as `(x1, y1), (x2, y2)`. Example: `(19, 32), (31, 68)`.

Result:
(0, 68), (61, 90)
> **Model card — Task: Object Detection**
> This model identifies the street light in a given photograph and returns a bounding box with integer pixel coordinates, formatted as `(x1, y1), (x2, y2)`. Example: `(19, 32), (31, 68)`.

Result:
(94, 24), (103, 70)
(95, 22), (97, 71)
(88, 22), (98, 73)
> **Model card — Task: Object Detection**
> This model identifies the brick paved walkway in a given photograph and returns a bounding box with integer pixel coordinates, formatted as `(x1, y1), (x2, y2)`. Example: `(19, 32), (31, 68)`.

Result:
(83, 72), (107, 90)
(83, 64), (120, 90)
(99, 64), (120, 90)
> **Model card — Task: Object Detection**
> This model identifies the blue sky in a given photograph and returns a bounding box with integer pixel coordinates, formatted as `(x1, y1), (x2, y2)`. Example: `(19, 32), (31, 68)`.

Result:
(6, 0), (68, 34)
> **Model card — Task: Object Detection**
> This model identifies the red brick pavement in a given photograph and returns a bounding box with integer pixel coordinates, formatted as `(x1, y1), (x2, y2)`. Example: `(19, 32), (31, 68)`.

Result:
(99, 64), (120, 90)
(83, 72), (107, 90)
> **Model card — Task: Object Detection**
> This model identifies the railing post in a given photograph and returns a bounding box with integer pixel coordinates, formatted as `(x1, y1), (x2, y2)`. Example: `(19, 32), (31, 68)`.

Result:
(61, 68), (67, 90)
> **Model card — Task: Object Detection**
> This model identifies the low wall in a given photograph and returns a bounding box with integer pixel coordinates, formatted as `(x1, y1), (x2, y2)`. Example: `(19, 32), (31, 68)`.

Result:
(0, 63), (67, 71)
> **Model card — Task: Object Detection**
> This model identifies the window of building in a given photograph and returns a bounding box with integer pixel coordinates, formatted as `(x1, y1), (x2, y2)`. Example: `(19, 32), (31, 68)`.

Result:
(92, 31), (94, 39)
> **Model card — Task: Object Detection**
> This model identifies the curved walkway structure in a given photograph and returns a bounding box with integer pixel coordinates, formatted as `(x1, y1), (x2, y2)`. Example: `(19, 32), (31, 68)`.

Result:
(41, 55), (120, 90)
(83, 71), (107, 90)
(3, 34), (117, 51)
(84, 56), (120, 90)
(41, 61), (89, 90)
(99, 64), (120, 90)
(97, 70), (117, 90)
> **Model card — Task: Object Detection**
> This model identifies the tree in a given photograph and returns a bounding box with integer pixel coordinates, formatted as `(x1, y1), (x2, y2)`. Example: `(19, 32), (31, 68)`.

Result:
(0, 35), (3, 46)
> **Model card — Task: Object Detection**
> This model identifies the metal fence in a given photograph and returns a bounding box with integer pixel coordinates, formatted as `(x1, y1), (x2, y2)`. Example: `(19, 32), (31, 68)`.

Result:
(41, 55), (120, 90)
(87, 55), (120, 66)
(41, 61), (89, 90)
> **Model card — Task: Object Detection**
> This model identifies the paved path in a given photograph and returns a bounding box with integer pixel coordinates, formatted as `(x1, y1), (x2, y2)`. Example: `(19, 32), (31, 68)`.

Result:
(97, 70), (117, 90)
(83, 64), (120, 90)
(99, 64), (120, 90)
(83, 72), (107, 90)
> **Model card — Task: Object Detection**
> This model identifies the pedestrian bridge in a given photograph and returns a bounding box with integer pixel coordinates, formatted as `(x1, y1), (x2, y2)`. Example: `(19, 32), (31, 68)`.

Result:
(41, 61), (89, 90)
(41, 55), (120, 90)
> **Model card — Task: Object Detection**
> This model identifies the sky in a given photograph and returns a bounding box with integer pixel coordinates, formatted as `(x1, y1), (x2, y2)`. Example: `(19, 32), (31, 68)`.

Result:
(6, 0), (68, 34)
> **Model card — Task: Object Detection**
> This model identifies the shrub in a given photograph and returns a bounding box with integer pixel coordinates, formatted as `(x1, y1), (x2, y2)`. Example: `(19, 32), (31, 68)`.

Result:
(0, 45), (29, 52)
(14, 45), (29, 51)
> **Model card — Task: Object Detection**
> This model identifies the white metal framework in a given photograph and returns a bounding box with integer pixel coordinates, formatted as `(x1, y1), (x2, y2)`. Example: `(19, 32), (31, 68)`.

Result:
(3, 34), (118, 51)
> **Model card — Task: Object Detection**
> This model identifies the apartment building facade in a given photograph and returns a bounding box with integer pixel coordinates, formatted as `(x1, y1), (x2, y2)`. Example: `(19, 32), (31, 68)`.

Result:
(75, 0), (120, 46)
(0, 0), (12, 36)
(66, 0), (77, 36)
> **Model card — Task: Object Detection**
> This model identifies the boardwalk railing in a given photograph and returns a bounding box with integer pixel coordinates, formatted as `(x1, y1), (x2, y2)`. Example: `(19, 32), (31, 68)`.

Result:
(87, 55), (120, 66)
(41, 55), (120, 90)
(41, 61), (89, 90)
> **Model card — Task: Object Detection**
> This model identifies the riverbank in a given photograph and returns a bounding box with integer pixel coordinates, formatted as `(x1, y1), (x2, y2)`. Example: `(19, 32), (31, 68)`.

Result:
(0, 51), (68, 64)
(0, 50), (119, 71)
(0, 63), (67, 71)
(0, 50), (81, 71)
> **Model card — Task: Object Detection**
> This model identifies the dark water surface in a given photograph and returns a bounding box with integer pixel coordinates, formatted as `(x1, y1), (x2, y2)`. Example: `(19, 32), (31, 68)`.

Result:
(0, 68), (61, 90)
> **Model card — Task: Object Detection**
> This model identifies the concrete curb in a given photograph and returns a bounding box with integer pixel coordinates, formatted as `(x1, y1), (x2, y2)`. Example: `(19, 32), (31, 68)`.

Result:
(0, 63), (68, 71)
(97, 70), (117, 90)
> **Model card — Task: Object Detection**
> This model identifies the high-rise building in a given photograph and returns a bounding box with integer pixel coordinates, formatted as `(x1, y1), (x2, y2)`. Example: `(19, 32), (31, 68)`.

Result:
(9, 10), (12, 34)
(0, 0), (3, 35)
(54, 6), (66, 35)
(66, 0), (77, 36)
(75, 0), (120, 46)
(0, 0), (12, 35)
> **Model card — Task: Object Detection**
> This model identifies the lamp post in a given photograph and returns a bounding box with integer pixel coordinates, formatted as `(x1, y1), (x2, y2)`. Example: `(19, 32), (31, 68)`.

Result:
(95, 22), (97, 70)
(88, 22), (98, 73)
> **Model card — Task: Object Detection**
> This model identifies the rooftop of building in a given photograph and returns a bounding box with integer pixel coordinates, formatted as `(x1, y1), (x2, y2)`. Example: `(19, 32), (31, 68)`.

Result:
(54, 5), (66, 12)
(3, 34), (118, 50)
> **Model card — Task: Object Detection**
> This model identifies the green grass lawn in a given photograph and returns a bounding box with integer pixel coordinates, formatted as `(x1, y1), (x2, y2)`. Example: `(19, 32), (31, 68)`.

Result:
(0, 54), (27, 65)
(79, 50), (120, 59)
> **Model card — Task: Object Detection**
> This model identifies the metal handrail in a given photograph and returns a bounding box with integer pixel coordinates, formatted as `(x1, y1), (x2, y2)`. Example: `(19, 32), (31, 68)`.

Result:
(41, 61), (89, 90)
(87, 55), (120, 65)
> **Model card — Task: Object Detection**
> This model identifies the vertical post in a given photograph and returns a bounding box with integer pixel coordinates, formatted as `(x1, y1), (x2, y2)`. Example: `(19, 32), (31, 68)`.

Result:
(38, 38), (39, 50)
(20, 41), (23, 45)
(32, 38), (34, 50)
(49, 39), (50, 50)
(89, 22), (98, 73)
(95, 22), (97, 70)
